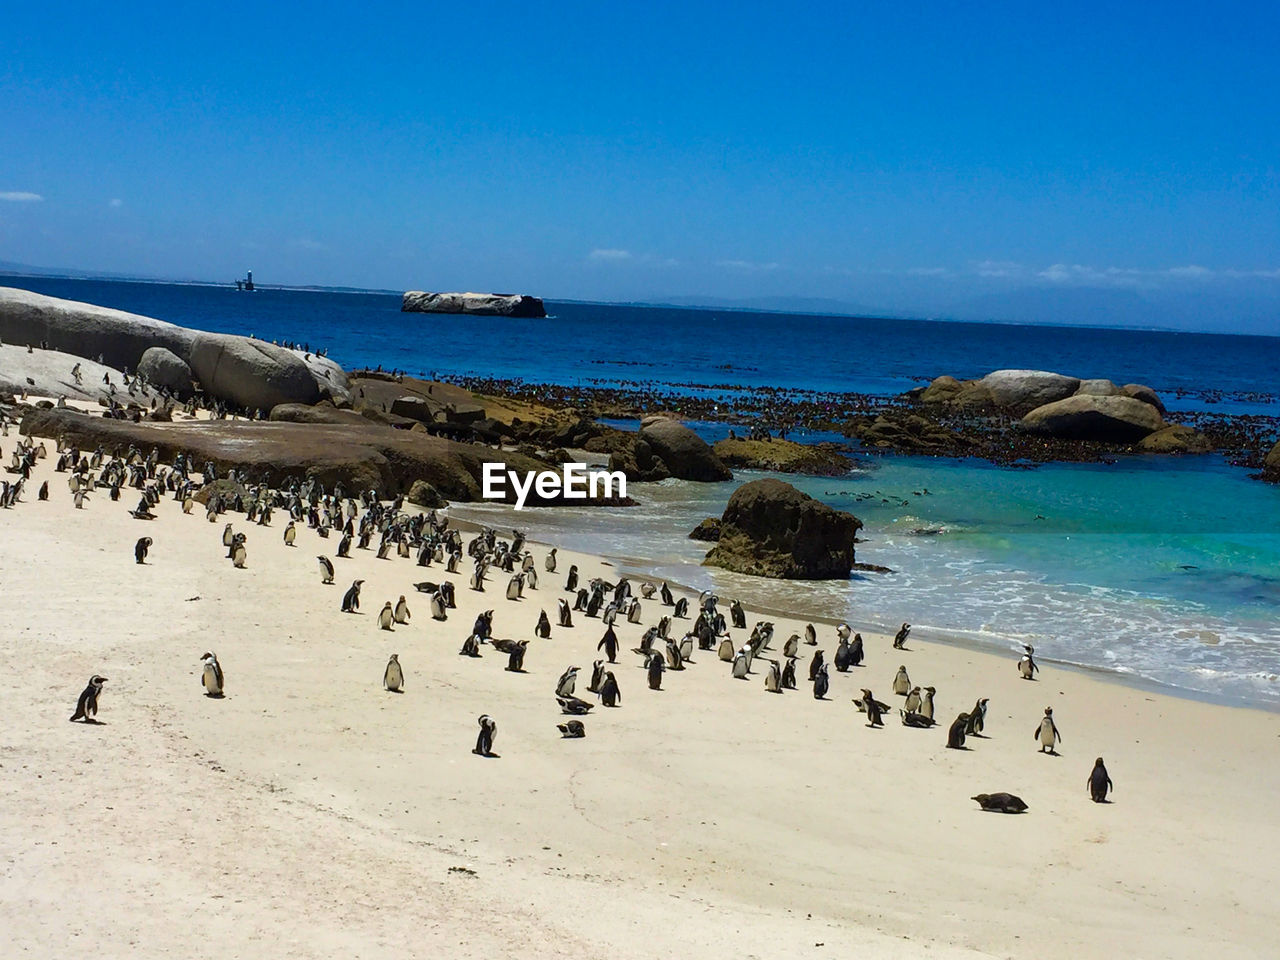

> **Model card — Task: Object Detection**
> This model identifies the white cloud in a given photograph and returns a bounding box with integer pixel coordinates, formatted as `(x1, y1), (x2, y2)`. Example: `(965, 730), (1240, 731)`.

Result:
(108, 198), (124, 208)
(717, 258), (779, 271)
(905, 266), (954, 278)
(0, 191), (43, 202)
(973, 259), (1023, 278)
(588, 248), (632, 262)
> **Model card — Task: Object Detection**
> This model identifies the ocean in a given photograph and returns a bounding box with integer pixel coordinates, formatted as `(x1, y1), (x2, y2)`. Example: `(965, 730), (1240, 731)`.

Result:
(9, 276), (1280, 706)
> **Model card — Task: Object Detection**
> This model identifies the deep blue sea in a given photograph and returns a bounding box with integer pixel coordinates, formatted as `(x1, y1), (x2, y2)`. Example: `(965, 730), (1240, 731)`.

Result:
(9, 276), (1280, 706)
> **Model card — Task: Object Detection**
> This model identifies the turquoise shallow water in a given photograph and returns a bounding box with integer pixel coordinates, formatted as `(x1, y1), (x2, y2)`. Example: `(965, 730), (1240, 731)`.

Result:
(454, 453), (1280, 707)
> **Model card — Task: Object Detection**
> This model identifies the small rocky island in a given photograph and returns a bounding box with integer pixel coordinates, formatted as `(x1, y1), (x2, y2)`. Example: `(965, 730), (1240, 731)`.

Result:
(402, 291), (546, 318)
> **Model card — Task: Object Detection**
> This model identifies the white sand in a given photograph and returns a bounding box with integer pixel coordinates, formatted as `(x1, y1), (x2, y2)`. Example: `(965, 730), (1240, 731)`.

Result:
(1, 448), (1277, 959)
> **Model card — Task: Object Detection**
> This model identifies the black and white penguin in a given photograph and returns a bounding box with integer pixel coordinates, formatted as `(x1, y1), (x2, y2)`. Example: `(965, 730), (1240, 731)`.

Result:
(557, 598), (573, 628)
(717, 636), (735, 662)
(377, 602), (395, 630)
(647, 652), (664, 690)
(804, 623), (817, 646)
(341, 579), (364, 613)
(222, 523), (235, 548)
(38, 480), (48, 501)
(732, 647), (751, 680)
(1018, 644), (1039, 680)
(597, 625), (618, 664)
(430, 591), (447, 621)
(506, 640), (529, 672)
(665, 638), (684, 670)
(640, 581), (656, 599)
(920, 686), (936, 720)
(506, 574), (523, 601)
(588, 659), (606, 693)
(900, 708), (936, 728)
(781, 657), (797, 689)
(317, 555), (335, 584)
(849, 633), (864, 667)
(783, 634), (799, 659)
(892, 665), (911, 696)
(134, 536), (152, 564)
(673, 597), (688, 618)
(283, 521), (297, 546)
(535, 609), (552, 638)
(557, 695), (593, 715)
(903, 686), (922, 713)
(833, 638), (852, 672)
(557, 719), (585, 738)
(70, 675), (107, 722)
(1088, 757), (1113, 802)
(893, 622), (911, 649)
(231, 540), (247, 568)
(764, 659), (781, 692)
(947, 712), (970, 749)
(730, 599), (746, 630)
(393, 596), (411, 624)
(564, 565), (579, 592)
(965, 698), (989, 736)
(200, 651), (225, 697)
(1035, 706), (1061, 754)
(972, 792), (1028, 814)
(545, 548), (557, 573)
(555, 666), (579, 699)
(660, 582), (673, 606)
(473, 714), (497, 756)
(858, 689), (885, 727)
(813, 663), (830, 700)
(458, 633), (481, 657)
(808, 649), (825, 682)
(835, 622), (851, 643)
(599, 671), (621, 707)
(384, 654), (404, 692)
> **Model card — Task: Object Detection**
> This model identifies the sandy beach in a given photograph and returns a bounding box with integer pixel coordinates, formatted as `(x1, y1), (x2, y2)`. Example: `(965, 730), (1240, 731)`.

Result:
(2, 445), (1278, 960)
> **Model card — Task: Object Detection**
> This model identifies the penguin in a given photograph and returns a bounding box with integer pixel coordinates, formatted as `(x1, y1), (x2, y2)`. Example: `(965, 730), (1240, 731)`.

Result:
(200, 651), (225, 697)
(506, 574), (523, 601)
(848, 633), (864, 667)
(545, 548), (557, 573)
(599, 670), (621, 707)
(341, 579), (364, 613)
(808, 649), (825, 682)
(555, 666), (579, 699)
(283, 521), (297, 546)
(383, 654), (404, 692)
(1035, 707), (1061, 754)
(557, 599), (573, 628)
(557, 695), (593, 715)
(317, 555), (335, 584)
(858, 689), (886, 727)
(678, 634), (694, 663)
(647, 652), (664, 690)
(947, 712), (970, 749)
(665, 638), (684, 670)
(730, 599), (746, 630)
(506, 640), (529, 672)
(749, 654), (777, 692)
(393, 595), (411, 624)
(588, 659), (605, 694)
(804, 623), (817, 646)
(717, 637), (735, 662)
(38, 480), (48, 501)
(473, 714), (497, 757)
(660, 581), (674, 606)
(627, 600), (642, 624)
(430, 591), (447, 621)
(781, 657), (797, 689)
(222, 523), (235, 547)
(377, 602), (395, 630)
(564, 565), (579, 592)
(903, 686), (922, 713)
(920, 686), (936, 720)
(972, 792), (1028, 814)
(673, 597), (688, 618)
(813, 663), (830, 700)
(231, 541), (247, 568)
(965, 698), (989, 737)
(597, 625), (618, 663)
(833, 638), (852, 672)
(900, 708), (936, 728)
(783, 634), (799, 659)
(1018, 644), (1039, 680)
(134, 536), (152, 564)
(893, 622), (911, 649)
(1088, 757), (1113, 802)
(376, 540), (392, 560)
(70, 675), (107, 722)
(732, 648), (750, 679)
(535, 609), (552, 638)
(836, 621), (851, 642)
(458, 634), (481, 657)
(557, 719), (586, 738)
(892, 665), (911, 696)
(640, 582), (656, 599)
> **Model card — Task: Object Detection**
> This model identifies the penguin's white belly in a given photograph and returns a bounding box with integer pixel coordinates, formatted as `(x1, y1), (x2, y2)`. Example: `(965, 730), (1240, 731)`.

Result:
(203, 665), (221, 694)
(1039, 721), (1054, 745)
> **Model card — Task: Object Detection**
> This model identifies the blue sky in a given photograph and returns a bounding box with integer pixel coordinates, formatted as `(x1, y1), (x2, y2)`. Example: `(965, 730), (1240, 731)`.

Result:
(2, 1), (1278, 329)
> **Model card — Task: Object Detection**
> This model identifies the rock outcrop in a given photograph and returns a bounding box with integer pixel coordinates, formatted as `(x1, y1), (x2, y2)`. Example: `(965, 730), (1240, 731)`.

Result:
(854, 414), (973, 453)
(136, 347), (195, 398)
(1265, 440), (1280, 482)
(1019, 395), (1165, 443)
(187, 333), (321, 412)
(402, 291), (546, 318)
(1137, 424), (1213, 454)
(977, 370), (1082, 415)
(711, 437), (850, 475)
(688, 517), (721, 541)
(635, 416), (732, 482)
(703, 478), (862, 579)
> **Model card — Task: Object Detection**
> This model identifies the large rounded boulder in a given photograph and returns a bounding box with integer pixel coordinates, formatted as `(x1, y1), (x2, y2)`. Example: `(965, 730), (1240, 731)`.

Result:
(136, 346), (195, 397)
(703, 478), (862, 579)
(638, 416), (732, 481)
(188, 333), (321, 412)
(1019, 395), (1165, 443)
(978, 370), (1081, 415)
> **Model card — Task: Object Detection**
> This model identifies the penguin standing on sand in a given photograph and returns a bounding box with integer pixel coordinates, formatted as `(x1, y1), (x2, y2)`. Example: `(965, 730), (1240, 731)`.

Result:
(473, 715), (497, 756)
(283, 521), (297, 546)
(597, 625), (619, 664)
(378, 601), (395, 630)
(231, 537), (247, 568)
(647, 652), (664, 690)
(732, 647), (751, 679)
(892, 665), (911, 696)
(383, 654), (404, 692)
(38, 480), (48, 501)
(317, 555), (335, 584)
(858, 689), (886, 727)
(781, 657), (797, 689)
(588, 659), (605, 694)
(70, 675), (107, 721)
(808, 649), (825, 682)
(393, 595), (411, 624)
(849, 633), (864, 667)
(893, 622), (911, 649)
(1035, 706), (1061, 754)
(1018, 645), (1039, 680)
(920, 686), (936, 720)
(134, 536), (152, 564)
(200, 652), (224, 697)
(599, 671), (621, 707)
(506, 640), (529, 672)
(535, 610), (551, 638)
(342, 579), (364, 613)
(903, 686), (922, 713)
(813, 663), (830, 700)
(805, 623), (817, 646)
(764, 659), (781, 692)
(545, 548), (557, 573)
(947, 712), (969, 749)
(965, 698), (989, 736)
(555, 666), (579, 698)
(1088, 757), (1113, 802)
(564, 565), (579, 592)
(430, 590), (447, 621)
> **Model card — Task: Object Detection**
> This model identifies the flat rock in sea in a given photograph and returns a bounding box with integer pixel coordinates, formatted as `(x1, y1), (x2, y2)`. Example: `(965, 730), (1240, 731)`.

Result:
(703, 477), (862, 580)
(711, 437), (851, 476)
(1019, 394), (1165, 443)
(401, 290), (546, 318)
